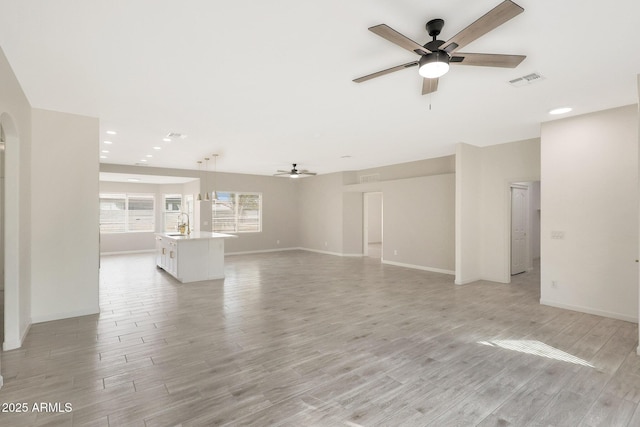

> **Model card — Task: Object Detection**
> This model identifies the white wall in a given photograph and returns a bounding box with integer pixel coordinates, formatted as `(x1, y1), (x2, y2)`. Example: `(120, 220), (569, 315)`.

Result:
(366, 192), (382, 243)
(381, 174), (455, 273)
(541, 104), (638, 322)
(455, 139), (541, 284)
(298, 172), (345, 254)
(530, 181), (541, 259)
(455, 143), (483, 284)
(0, 46), (32, 352)
(480, 139), (541, 282)
(30, 108), (99, 323)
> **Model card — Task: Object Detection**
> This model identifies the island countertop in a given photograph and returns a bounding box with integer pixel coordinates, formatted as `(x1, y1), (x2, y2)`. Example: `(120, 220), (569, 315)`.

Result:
(155, 231), (236, 283)
(156, 231), (237, 241)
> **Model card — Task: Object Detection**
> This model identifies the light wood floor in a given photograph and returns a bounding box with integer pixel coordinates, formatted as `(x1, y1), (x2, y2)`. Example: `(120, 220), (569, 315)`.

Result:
(1, 251), (639, 426)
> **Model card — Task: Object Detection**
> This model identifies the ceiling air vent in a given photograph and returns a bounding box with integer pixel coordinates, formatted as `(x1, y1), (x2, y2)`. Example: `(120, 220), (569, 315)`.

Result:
(509, 72), (545, 88)
(359, 173), (380, 184)
(166, 132), (187, 139)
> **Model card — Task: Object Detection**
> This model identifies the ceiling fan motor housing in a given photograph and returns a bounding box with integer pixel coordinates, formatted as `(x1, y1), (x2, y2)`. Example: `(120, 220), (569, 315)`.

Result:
(426, 18), (445, 37)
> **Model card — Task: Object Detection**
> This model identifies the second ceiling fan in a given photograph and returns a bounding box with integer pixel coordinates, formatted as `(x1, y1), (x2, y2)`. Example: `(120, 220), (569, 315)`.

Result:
(353, 0), (527, 95)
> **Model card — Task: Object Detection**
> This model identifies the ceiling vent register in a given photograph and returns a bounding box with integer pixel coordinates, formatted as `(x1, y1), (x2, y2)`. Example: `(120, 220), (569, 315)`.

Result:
(509, 72), (544, 87)
(359, 173), (380, 184)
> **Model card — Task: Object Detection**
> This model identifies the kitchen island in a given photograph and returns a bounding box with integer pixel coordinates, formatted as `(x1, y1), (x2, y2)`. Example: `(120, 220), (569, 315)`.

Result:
(155, 231), (236, 283)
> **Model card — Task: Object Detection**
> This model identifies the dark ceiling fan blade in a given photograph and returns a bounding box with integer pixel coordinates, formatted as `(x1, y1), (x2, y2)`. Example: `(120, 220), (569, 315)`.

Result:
(274, 172), (290, 176)
(353, 61), (418, 83)
(368, 24), (430, 56)
(422, 78), (439, 95)
(451, 52), (526, 68)
(300, 172), (317, 176)
(440, 0), (524, 53)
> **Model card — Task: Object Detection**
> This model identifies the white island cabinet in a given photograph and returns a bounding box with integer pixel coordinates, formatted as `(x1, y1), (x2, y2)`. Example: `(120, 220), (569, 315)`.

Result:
(155, 231), (236, 283)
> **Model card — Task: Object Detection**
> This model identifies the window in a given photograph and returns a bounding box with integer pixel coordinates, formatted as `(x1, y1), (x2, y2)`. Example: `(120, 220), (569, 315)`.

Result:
(213, 192), (261, 233)
(164, 194), (183, 232)
(99, 193), (155, 233)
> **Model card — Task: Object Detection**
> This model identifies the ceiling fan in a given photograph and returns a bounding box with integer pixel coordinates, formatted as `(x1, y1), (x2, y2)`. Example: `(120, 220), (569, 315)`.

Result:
(274, 164), (317, 178)
(353, 0), (526, 95)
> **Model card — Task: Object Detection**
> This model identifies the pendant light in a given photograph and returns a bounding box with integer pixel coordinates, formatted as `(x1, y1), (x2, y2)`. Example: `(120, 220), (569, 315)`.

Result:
(196, 161), (203, 201)
(204, 157), (210, 201)
(211, 153), (219, 202)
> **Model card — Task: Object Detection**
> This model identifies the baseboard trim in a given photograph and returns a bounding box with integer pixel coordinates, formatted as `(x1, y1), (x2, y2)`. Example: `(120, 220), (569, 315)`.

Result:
(381, 260), (455, 276)
(299, 248), (363, 257)
(3, 321), (31, 351)
(540, 299), (638, 323)
(100, 249), (155, 256)
(454, 277), (481, 285)
(31, 307), (101, 324)
(226, 247), (300, 256)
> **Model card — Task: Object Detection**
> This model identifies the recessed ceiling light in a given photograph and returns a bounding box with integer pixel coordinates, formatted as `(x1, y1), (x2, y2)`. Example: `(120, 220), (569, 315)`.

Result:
(146, 154), (153, 158)
(100, 155), (107, 159)
(140, 159), (147, 162)
(162, 138), (171, 142)
(101, 150), (109, 153)
(549, 107), (572, 115)
(127, 178), (140, 182)
(106, 130), (117, 135)
(103, 140), (113, 144)
(153, 146), (162, 150)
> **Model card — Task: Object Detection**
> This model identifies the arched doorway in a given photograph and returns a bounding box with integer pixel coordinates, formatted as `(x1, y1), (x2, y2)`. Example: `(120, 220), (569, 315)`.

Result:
(1, 113), (22, 353)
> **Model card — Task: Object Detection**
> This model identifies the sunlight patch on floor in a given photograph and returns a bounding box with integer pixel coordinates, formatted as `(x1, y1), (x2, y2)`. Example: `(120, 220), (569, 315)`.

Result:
(478, 340), (594, 367)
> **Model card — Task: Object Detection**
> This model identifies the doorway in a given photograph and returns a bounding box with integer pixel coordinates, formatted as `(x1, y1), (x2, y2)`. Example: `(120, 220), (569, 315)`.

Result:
(1, 113), (21, 352)
(510, 181), (541, 276)
(364, 192), (382, 259)
(0, 124), (4, 344)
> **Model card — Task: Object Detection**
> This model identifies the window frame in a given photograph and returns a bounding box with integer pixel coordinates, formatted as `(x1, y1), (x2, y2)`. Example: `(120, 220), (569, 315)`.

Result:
(212, 191), (262, 233)
(163, 193), (183, 232)
(99, 192), (156, 234)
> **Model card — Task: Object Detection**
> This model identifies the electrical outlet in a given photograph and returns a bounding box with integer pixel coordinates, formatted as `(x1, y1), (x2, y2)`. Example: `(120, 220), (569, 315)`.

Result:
(276, 240), (280, 245)
(551, 280), (558, 289)
(551, 231), (565, 240)
(394, 249), (398, 255)
(324, 241), (328, 247)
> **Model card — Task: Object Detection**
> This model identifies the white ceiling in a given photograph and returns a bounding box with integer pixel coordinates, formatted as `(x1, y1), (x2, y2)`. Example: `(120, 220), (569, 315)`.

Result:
(1, 0), (639, 176)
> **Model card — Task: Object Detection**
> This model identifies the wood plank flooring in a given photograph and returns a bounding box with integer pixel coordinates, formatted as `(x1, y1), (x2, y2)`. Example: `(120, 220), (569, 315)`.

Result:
(0, 251), (638, 426)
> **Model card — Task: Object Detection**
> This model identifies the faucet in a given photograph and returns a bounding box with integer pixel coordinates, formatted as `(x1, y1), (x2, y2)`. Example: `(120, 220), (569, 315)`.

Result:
(177, 212), (190, 235)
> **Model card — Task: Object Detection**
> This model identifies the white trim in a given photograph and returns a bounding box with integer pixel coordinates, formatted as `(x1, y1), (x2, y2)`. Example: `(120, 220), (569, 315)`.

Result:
(0, 374), (3, 389)
(31, 307), (100, 325)
(100, 249), (155, 256)
(454, 277), (481, 285)
(382, 259), (455, 276)
(300, 248), (363, 257)
(3, 322), (30, 351)
(540, 299), (638, 323)
(225, 247), (300, 256)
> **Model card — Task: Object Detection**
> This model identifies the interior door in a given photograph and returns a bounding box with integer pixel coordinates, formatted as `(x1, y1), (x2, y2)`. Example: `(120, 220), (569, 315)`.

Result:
(511, 185), (528, 275)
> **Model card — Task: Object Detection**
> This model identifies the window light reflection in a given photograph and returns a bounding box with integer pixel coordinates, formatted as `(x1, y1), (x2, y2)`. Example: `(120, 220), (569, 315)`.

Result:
(477, 340), (593, 367)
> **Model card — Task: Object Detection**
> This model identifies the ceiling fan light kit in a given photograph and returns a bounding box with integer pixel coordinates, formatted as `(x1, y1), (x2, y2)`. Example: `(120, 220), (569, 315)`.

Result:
(354, 0), (526, 95)
(419, 51), (450, 78)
